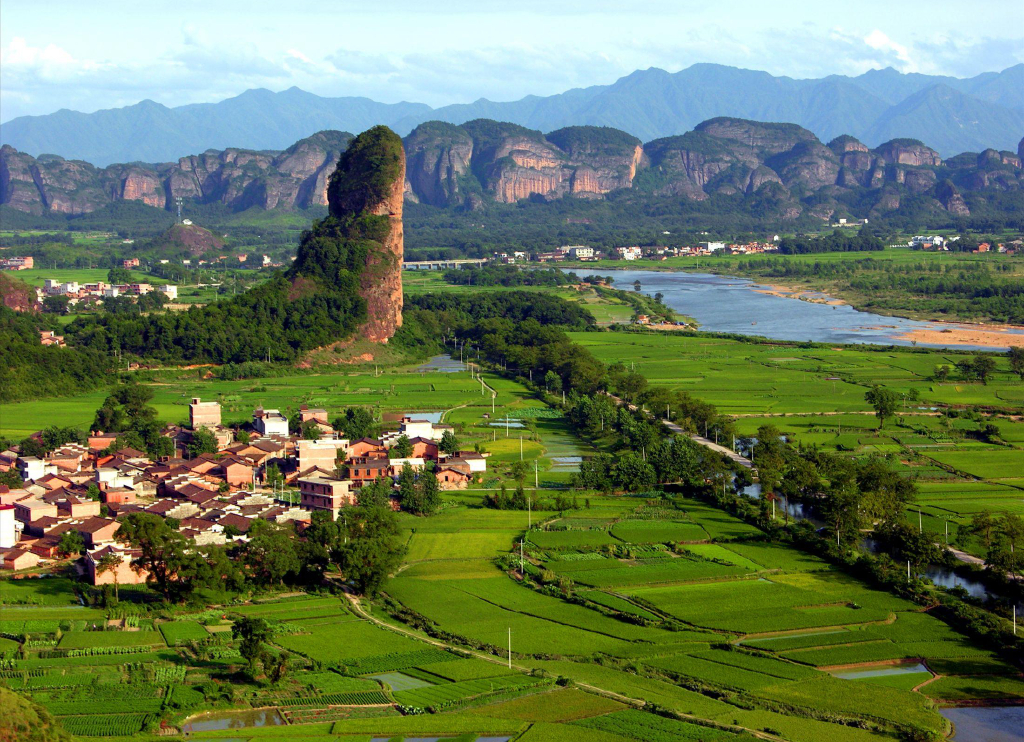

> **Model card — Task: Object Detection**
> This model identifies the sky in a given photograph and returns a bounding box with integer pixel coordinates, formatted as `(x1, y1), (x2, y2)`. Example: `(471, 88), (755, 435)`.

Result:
(2, 0), (1022, 123)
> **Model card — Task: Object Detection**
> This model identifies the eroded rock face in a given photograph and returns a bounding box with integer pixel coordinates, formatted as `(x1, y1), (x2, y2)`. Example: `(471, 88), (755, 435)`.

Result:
(291, 126), (405, 345)
(874, 139), (942, 167)
(355, 146), (405, 344)
(936, 180), (970, 216)
(0, 131), (351, 215)
(402, 121), (643, 205)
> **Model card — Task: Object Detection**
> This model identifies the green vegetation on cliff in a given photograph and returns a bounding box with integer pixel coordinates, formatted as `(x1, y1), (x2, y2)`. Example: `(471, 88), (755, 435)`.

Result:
(62, 127), (405, 364)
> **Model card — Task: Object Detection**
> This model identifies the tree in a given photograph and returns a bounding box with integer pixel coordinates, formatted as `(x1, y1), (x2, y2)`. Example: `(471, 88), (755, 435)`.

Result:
(56, 530), (84, 558)
(336, 499), (405, 596)
(232, 616), (272, 672)
(933, 364), (950, 382)
(1008, 347), (1024, 380)
(187, 428), (218, 458)
(236, 430), (251, 444)
(439, 429), (459, 456)
(300, 420), (321, 440)
(357, 477), (393, 509)
(242, 520), (299, 585)
(396, 463), (418, 512)
(0, 469), (23, 488)
(543, 370), (562, 394)
(613, 452), (656, 492)
(335, 407), (375, 440)
(972, 354), (997, 385)
(390, 434), (413, 459)
(107, 267), (133, 284)
(418, 467), (441, 515)
(42, 295), (70, 315)
(955, 359), (976, 381)
(115, 512), (196, 601)
(509, 460), (528, 485)
(95, 552), (123, 601)
(864, 386), (898, 430)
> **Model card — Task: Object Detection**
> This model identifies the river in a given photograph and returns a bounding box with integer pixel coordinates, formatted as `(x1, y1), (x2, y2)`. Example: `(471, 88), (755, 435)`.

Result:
(602, 270), (1021, 349)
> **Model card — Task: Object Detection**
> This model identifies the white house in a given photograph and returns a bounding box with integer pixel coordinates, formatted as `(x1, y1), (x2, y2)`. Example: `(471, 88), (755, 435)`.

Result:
(159, 285), (178, 300)
(615, 246), (643, 261)
(253, 408), (289, 437)
(0, 505), (16, 549)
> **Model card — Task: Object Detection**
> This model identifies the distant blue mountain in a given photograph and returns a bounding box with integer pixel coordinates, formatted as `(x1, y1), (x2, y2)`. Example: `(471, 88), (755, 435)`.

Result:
(2, 63), (1022, 165)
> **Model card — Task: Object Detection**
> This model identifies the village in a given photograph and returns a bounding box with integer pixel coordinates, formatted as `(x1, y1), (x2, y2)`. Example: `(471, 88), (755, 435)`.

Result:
(0, 398), (488, 584)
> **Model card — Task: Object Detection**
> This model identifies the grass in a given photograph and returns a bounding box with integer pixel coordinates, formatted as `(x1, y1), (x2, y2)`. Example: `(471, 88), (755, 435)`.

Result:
(158, 620), (210, 646)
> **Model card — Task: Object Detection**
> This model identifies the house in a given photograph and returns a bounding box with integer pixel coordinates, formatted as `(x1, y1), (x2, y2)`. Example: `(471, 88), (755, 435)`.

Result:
(347, 438), (387, 459)
(219, 456), (255, 488)
(299, 406), (329, 425)
(253, 407), (289, 436)
(446, 451), (489, 473)
(122, 258), (140, 269)
(347, 457), (391, 486)
(298, 474), (354, 520)
(408, 437), (439, 460)
(39, 330), (66, 347)
(567, 246), (595, 260)
(2, 548), (39, 570)
(216, 513), (254, 535)
(0, 505), (16, 548)
(85, 545), (148, 586)
(13, 497), (59, 523)
(158, 284), (178, 300)
(88, 432), (119, 452)
(614, 246), (643, 261)
(75, 517), (120, 548)
(435, 466), (471, 489)
(189, 398), (222, 429)
(1, 256), (33, 270)
(297, 439), (348, 474)
(18, 457), (56, 482)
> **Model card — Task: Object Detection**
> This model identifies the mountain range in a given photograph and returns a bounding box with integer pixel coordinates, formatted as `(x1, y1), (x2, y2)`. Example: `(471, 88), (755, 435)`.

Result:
(3, 117), (1022, 224)
(2, 64), (1022, 166)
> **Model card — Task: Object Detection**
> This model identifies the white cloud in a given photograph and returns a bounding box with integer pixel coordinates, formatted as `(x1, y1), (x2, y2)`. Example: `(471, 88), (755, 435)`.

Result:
(863, 29), (915, 71)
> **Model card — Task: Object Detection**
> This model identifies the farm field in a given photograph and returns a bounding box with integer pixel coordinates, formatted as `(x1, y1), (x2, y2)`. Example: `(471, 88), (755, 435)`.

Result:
(5, 486), (1023, 740)
(569, 330), (1024, 554)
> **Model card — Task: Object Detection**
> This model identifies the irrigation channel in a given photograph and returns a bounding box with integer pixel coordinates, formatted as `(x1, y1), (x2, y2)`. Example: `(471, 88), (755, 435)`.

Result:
(596, 269), (1024, 350)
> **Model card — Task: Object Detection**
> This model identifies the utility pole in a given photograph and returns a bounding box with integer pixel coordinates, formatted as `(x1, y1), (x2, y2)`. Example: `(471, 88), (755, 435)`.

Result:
(527, 496), (531, 529)
(534, 460), (538, 488)
(508, 628), (512, 669)
(519, 539), (524, 572)
(918, 510), (923, 533)
(519, 435), (523, 460)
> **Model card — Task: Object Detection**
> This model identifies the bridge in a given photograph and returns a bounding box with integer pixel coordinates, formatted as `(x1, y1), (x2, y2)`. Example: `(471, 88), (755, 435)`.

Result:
(402, 258), (489, 271)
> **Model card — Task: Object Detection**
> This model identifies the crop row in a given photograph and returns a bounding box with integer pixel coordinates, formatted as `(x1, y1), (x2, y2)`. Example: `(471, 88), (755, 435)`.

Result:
(57, 713), (153, 736)
(393, 674), (542, 708)
(348, 648), (456, 674)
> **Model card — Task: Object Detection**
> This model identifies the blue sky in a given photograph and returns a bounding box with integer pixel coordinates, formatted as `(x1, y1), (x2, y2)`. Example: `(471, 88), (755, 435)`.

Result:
(2, 0), (1022, 123)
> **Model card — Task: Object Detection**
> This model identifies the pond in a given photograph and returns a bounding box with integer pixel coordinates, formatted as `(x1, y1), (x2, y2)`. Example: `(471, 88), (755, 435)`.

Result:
(941, 706), (1024, 741)
(181, 709), (285, 733)
(415, 354), (468, 373)
(601, 270), (1021, 350)
(833, 662), (930, 680)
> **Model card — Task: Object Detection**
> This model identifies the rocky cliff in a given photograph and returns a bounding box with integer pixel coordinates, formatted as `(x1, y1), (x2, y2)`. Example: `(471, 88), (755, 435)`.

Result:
(2, 119), (1021, 222)
(0, 130), (352, 215)
(402, 120), (643, 207)
(289, 126), (404, 344)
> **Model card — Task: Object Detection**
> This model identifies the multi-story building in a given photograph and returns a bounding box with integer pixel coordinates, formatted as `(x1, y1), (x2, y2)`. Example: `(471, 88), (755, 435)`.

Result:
(298, 474), (354, 520)
(189, 398), (222, 429)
